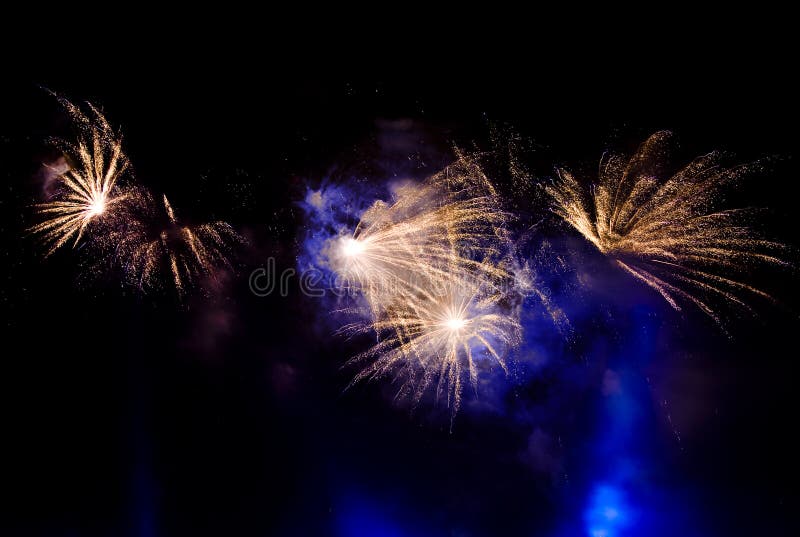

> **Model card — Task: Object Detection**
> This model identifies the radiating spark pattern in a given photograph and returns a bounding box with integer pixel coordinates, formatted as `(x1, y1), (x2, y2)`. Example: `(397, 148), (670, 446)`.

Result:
(547, 131), (787, 322)
(330, 154), (523, 416)
(345, 276), (521, 416)
(30, 101), (130, 255)
(123, 195), (240, 295)
(324, 153), (512, 314)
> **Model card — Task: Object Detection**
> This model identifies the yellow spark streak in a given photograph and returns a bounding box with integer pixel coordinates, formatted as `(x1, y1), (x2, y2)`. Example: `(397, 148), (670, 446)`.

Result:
(546, 131), (787, 321)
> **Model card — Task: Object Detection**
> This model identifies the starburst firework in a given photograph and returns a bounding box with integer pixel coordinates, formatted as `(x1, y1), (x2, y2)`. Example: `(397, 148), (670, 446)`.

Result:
(346, 274), (521, 416)
(30, 101), (130, 255)
(547, 131), (787, 322)
(325, 153), (512, 311)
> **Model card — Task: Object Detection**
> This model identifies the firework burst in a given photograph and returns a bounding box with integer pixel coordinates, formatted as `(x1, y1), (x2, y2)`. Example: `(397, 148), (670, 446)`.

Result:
(346, 273), (521, 416)
(28, 97), (241, 297)
(547, 131), (787, 322)
(30, 100), (131, 255)
(122, 194), (241, 296)
(324, 153), (513, 313)
(329, 154), (523, 416)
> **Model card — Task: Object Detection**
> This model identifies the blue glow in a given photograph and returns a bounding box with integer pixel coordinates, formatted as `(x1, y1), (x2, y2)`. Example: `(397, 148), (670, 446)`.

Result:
(584, 484), (634, 537)
(335, 494), (407, 537)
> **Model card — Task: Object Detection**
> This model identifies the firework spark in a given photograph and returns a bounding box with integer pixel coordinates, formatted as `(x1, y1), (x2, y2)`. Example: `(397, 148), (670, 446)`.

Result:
(547, 131), (787, 322)
(30, 100), (131, 255)
(122, 194), (240, 295)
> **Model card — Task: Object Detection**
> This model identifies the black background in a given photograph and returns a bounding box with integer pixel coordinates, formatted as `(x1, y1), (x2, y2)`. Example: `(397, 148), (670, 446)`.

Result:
(2, 45), (798, 536)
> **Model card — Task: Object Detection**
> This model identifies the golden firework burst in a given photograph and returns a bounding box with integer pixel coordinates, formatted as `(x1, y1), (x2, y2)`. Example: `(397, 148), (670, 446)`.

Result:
(30, 101), (130, 255)
(345, 273), (521, 416)
(547, 131), (787, 322)
(123, 194), (240, 295)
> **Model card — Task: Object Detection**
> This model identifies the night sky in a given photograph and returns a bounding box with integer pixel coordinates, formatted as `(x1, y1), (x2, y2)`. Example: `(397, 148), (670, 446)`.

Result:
(2, 54), (798, 537)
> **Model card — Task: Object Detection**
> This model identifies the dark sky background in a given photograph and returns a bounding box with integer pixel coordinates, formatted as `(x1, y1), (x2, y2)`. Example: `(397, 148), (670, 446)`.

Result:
(1, 55), (798, 537)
